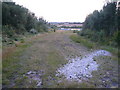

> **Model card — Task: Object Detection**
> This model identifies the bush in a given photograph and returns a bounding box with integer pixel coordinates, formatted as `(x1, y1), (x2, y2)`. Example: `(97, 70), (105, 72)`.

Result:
(2, 25), (16, 38)
(79, 29), (110, 44)
(78, 29), (119, 56)
(79, 29), (94, 37)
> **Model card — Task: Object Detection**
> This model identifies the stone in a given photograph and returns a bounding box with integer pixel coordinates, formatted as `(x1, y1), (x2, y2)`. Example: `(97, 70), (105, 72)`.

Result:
(37, 81), (42, 87)
(56, 50), (111, 82)
(30, 28), (38, 34)
(27, 71), (32, 75)
(102, 80), (105, 83)
(25, 70), (43, 87)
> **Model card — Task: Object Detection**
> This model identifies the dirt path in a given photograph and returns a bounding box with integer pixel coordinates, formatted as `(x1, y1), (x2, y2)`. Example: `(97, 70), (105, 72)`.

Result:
(3, 31), (118, 88)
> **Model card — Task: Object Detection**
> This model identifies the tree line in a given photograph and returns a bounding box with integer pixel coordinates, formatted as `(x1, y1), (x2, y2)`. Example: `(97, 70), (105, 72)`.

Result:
(79, 1), (120, 47)
(2, 2), (49, 43)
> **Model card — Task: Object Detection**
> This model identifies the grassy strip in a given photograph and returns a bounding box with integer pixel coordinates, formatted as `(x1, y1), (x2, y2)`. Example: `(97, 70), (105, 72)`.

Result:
(70, 34), (96, 49)
(2, 33), (68, 88)
(70, 34), (118, 56)
(101, 46), (118, 56)
(2, 43), (30, 87)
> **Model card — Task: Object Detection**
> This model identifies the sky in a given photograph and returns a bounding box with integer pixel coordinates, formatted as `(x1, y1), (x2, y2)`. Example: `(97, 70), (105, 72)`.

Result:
(13, 0), (105, 22)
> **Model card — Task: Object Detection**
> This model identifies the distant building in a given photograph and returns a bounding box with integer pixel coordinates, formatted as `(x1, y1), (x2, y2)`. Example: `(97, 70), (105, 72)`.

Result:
(50, 22), (83, 28)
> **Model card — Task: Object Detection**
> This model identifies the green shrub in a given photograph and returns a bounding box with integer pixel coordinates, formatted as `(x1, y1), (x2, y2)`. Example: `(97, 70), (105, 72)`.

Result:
(79, 29), (118, 47)
(2, 25), (16, 38)
(79, 29), (94, 38)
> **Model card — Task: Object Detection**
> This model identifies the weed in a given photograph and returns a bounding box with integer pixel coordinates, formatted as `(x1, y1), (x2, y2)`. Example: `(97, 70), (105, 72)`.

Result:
(70, 34), (96, 49)
(101, 46), (118, 56)
(2, 43), (30, 87)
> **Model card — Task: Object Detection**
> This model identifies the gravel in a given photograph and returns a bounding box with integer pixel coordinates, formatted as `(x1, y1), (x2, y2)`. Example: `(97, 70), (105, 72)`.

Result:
(24, 71), (43, 87)
(56, 50), (111, 82)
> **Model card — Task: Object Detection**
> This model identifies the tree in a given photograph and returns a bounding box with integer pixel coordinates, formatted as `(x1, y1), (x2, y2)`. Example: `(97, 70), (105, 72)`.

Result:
(83, 2), (117, 36)
(2, 1), (49, 43)
(81, 2), (118, 46)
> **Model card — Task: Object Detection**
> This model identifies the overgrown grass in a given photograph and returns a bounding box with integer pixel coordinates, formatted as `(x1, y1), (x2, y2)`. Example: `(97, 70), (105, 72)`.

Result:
(2, 33), (68, 88)
(2, 31), (37, 47)
(70, 34), (96, 49)
(2, 43), (30, 87)
(55, 79), (95, 88)
(47, 52), (66, 69)
(70, 34), (118, 57)
(101, 46), (118, 56)
(2, 31), (118, 88)
(41, 50), (67, 88)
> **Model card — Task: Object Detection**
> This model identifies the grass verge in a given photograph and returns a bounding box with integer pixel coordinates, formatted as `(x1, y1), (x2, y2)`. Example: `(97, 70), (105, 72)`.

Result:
(2, 43), (30, 88)
(70, 34), (118, 57)
(70, 34), (96, 49)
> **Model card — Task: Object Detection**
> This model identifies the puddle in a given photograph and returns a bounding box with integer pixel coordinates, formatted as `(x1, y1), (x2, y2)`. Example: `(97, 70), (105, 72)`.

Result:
(56, 50), (111, 82)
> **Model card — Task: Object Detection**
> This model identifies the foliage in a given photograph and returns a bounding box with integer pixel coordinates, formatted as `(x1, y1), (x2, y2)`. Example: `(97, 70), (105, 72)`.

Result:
(81, 2), (119, 47)
(79, 29), (106, 44)
(2, 2), (49, 44)
(83, 2), (117, 35)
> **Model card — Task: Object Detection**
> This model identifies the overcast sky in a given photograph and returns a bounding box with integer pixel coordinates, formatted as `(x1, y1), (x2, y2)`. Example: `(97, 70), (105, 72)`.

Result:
(13, 0), (105, 22)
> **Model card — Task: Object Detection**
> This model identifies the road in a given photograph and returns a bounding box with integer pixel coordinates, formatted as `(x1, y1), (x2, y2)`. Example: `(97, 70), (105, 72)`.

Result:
(3, 30), (118, 88)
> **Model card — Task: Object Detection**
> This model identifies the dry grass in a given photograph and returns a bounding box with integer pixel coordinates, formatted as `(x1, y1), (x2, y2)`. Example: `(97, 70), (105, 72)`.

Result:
(2, 32), (68, 88)
(2, 31), (118, 88)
